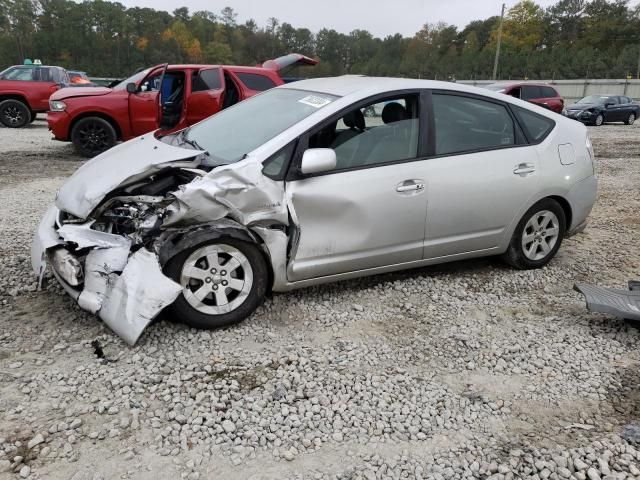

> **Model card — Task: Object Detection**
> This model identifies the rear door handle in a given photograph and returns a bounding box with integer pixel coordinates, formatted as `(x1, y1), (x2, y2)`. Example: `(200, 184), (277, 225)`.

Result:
(396, 180), (425, 193)
(513, 163), (535, 176)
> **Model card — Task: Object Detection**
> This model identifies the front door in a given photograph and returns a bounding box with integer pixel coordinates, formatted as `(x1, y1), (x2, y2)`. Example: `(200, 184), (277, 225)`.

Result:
(128, 66), (166, 136)
(286, 93), (429, 282)
(423, 92), (542, 259)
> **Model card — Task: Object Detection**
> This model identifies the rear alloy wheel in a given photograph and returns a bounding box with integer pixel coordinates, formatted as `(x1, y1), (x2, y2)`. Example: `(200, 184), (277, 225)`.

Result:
(165, 238), (268, 329)
(625, 113), (635, 125)
(0, 99), (31, 128)
(71, 117), (117, 157)
(502, 199), (566, 270)
(594, 114), (604, 126)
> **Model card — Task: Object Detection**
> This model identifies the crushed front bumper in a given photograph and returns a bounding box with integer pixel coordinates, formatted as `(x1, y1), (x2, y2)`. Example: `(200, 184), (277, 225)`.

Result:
(31, 207), (182, 346)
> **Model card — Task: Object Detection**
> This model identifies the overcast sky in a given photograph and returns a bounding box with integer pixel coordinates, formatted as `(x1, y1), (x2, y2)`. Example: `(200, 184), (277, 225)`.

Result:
(117, 0), (640, 37)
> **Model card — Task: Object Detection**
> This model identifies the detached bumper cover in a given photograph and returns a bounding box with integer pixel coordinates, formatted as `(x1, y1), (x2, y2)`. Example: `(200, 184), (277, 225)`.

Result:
(31, 207), (182, 346)
(574, 281), (640, 321)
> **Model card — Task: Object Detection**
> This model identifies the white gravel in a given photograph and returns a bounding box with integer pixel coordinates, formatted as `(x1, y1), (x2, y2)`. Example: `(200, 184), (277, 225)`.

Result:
(0, 118), (639, 479)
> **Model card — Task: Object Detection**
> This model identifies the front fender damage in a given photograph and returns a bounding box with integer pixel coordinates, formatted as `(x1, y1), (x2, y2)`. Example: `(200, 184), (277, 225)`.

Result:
(32, 160), (290, 346)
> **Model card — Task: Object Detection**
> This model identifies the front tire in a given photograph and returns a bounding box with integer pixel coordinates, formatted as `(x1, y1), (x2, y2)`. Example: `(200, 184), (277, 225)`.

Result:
(0, 99), (31, 128)
(71, 117), (117, 157)
(593, 114), (604, 126)
(164, 238), (268, 329)
(502, 198), (566, 270)
(625, 113), (635, 125)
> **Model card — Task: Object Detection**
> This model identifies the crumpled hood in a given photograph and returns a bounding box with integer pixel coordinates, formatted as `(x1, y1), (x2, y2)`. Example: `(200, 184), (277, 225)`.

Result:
(56, 134), (200, 219)
(52, 86), (112, 100)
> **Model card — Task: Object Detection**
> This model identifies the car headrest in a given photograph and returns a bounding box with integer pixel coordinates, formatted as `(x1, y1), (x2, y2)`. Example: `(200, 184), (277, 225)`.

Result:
(343, 109), (365, 131)
(382, 102), (408, 124)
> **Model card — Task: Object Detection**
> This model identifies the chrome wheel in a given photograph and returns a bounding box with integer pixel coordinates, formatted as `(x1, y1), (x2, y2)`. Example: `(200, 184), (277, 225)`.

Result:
(179, 244), (253, 315)
(628, 114), (635, 125)
(595, 114), (604, 126)
(521, 210), (560, 261)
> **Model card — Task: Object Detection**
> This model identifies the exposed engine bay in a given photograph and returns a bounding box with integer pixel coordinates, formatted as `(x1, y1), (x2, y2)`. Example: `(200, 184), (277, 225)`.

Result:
(32, 134), (291, 346)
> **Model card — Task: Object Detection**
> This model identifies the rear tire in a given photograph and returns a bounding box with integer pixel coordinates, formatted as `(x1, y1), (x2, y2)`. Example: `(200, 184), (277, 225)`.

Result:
(502, 198), (566, 270)
(71, 117), (117, 157)
(0, 99), (31, 128)
(625, 113), (635, 125)
(164, 238), (268, 330)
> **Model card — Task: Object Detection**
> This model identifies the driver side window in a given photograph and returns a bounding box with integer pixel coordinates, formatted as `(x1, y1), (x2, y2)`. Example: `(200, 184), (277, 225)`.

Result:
(139, 73), (161, 92)
(307, 94), (420, 171)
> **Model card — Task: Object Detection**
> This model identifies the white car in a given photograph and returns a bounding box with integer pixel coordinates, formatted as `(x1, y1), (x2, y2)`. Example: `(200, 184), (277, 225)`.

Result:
(32, 76), (598, 345)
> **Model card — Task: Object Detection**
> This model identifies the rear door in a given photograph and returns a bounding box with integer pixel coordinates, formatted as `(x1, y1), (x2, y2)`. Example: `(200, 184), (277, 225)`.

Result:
(603, 96), (620, 121)
(128, 65), (167, 136)
(186, 68), (224, 124)
(423, 92), (544, 259)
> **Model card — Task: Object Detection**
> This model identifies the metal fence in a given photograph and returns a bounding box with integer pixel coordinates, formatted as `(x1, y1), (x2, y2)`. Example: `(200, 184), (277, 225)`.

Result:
(457, 79), (640, 103)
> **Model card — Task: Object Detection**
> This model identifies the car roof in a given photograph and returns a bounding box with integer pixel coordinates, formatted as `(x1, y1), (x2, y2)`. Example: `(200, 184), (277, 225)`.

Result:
(489, 82), (554, 88)
(166, 64), (275, 73)
(281, 75), (510, 98)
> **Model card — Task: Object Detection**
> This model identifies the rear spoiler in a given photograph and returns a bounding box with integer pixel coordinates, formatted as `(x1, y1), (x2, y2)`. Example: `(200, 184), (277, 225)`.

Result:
(262, 53), (318, 71)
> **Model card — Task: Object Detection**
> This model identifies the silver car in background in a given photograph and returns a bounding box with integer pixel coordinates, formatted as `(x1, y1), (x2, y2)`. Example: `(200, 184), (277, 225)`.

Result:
(32, 76), (598, 345)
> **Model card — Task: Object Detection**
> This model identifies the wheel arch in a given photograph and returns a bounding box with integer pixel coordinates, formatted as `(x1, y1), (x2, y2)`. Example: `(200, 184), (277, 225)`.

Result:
(0, 93), (30, 108)
(547, 195), (573, 231)
(157, 219), (275, 292)
(69, 112), (122, 140)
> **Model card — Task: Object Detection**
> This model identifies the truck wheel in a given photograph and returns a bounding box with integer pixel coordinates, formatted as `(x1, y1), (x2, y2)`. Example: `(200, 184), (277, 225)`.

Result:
(71, 117), (117, 157)
(0, 99), (31, 128)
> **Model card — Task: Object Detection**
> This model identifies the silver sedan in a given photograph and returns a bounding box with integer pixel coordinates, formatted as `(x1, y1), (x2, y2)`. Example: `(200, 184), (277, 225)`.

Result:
(32, 76), (598, 345)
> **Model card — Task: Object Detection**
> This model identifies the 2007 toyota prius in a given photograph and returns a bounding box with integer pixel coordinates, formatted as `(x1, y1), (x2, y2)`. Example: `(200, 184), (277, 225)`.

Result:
(32, 76), (598, 345)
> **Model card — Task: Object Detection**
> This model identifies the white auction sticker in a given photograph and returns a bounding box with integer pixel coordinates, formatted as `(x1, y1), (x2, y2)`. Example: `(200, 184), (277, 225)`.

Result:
(298, 95), (333, 108)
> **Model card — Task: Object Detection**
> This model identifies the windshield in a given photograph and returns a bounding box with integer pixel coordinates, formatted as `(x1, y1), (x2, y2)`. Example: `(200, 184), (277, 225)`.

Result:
(577, 95), (609, 105)
(112, 68), (152, 90)
(184, 88), (338, 163)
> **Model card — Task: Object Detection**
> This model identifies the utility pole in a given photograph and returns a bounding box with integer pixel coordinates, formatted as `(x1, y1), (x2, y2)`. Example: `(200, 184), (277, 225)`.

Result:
(492, 3), (506, 81)
(637, 45), (640, 79)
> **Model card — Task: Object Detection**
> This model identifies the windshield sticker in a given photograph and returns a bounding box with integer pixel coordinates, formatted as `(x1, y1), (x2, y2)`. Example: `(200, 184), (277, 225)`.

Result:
(298, 95), (333, 108)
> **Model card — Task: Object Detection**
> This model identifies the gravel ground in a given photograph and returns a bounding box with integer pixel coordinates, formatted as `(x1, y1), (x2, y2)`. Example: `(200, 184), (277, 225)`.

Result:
(0, 118), (639, 480)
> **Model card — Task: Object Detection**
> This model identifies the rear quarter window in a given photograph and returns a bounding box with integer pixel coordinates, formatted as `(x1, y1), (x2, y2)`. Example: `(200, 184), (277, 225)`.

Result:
(513, 106), (555, 143)
(236, 72), (277, 91)
(541, 86), (558, 98)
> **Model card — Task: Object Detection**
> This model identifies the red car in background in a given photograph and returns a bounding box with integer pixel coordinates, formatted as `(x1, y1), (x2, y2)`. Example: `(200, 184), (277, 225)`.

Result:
(485, 82), (564, 113)
(0, 64), (69, 127)
(47, 54), (318, 157)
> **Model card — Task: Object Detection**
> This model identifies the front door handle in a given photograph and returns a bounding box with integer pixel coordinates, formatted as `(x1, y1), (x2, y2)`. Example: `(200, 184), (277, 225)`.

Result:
(513, 163), (535, 176)
(396, 180), (425, 193)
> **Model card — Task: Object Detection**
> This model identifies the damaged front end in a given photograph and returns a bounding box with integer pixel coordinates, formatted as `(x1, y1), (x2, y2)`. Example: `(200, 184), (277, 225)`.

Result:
(32, 134), (289, 346)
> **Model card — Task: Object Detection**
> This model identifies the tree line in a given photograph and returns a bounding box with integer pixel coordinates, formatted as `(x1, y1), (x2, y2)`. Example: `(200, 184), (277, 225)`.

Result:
(1, 0), (639, 80)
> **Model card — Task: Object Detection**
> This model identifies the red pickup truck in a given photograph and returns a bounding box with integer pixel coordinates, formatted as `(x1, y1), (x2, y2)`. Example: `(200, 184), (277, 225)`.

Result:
(47, 54), (318, 157)
(0, 65), (69, 128)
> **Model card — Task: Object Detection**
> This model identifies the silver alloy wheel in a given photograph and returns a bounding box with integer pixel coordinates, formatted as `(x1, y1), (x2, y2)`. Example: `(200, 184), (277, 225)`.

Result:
(629, 114), (635, 125)
(595, 114), (604, 126)
(179, 244), (253, 315)
(521, 210), (560, 261)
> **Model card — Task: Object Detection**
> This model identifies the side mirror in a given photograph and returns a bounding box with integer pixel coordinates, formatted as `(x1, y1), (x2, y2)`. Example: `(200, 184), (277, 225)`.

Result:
(126, 82), (137, 94)
(300, 148), (336, 175)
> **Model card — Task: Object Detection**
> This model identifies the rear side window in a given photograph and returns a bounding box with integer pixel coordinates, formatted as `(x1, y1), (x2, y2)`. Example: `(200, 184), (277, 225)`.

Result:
(192, 69), (221, 92)
(432, 93), (515, 155)
(513, 106), (555, 143)
(236, 72), (277, 91)
(521, 86), (542, 100)
(541, 86), (557, 98)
